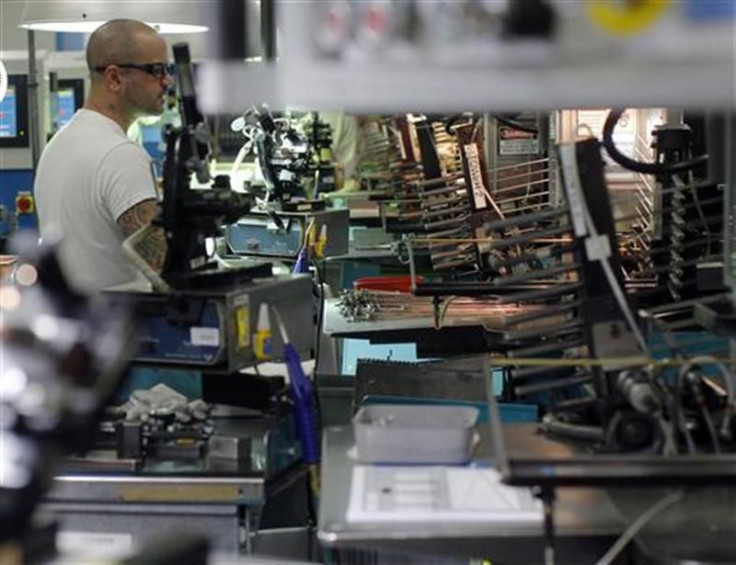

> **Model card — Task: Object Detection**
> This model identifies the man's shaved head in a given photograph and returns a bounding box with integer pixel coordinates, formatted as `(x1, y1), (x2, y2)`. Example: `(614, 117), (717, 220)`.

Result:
(86, 19), (163, 74)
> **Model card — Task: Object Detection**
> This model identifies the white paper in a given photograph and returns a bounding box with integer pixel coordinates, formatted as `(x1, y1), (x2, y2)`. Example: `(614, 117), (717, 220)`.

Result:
(347, 465), (542, 523)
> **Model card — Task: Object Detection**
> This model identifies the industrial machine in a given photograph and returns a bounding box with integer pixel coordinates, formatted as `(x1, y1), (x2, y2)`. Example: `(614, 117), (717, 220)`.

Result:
(43, 43), (318, 556)
(224, 105), (349, 262)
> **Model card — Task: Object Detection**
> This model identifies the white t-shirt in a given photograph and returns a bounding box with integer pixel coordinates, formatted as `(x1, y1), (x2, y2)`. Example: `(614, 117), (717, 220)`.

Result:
(35, 109), (158, 293)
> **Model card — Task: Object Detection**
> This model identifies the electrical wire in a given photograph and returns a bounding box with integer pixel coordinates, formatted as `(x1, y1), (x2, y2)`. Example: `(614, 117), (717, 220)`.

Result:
(603, 110), (708, 175)
(595, 490), (684, 565)
(682, 171), (714, 257)
(678, 356), (736, 441)
(494, 113), (539, 135)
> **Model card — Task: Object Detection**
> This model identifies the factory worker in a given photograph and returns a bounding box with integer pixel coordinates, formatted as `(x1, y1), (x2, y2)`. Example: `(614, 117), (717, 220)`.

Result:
(35, 19), (170, 293)
(321, 112), (359, 191)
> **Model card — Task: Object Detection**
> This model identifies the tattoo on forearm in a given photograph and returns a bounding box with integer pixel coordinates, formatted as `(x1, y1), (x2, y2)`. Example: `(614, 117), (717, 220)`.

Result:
(117, 199), (167, 272)
(134, 227), (167, 272)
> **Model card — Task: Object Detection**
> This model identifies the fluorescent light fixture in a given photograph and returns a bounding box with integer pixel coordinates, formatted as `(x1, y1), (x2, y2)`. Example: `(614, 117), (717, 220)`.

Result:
(19, 1), (209, 34)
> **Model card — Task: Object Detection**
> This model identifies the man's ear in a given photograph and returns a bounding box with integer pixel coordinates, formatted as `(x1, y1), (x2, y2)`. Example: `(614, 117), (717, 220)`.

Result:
(104, 66), (124, 93)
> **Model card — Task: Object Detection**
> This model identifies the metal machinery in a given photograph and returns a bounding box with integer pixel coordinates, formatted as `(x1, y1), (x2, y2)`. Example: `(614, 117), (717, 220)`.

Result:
(223, 105), (349, 262)
(319, 116), (735, 560)
(37, 43), (318, 558)
(4, 1), (736, 564)
(215, 1), (736, 564)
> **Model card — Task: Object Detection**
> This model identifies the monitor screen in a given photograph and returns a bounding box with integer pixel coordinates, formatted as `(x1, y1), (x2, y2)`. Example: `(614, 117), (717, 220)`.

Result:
(52, 78), (84, 131)
(0, 85), (18, 138)
(56, 88), (76, 128)
(0, 75), (29, 148)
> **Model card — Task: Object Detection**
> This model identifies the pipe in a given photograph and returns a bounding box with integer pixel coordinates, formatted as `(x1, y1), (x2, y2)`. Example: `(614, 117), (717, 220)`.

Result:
(27, 30), (41, 170)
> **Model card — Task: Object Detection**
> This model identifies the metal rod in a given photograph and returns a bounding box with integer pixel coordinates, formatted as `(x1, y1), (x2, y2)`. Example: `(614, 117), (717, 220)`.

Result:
(515, 374), (592, 397)
(500, 300), (581, 327)
(210, 0), (247, 59)
(420, 195), (465, 209)
(509, 337), (585, 358)
(424, 214), (470, 230)
(486, 157), (550, 173)
(490, 167), (551, 185)
(482, 207), (569, 232)
(511, 365), (578, 381)
(494, 178), (550, 196)
(504, 202), (559, 215)
(27, 30), (41, 171)
(494, 263), (580, 287)
(549, 397), (598, 413)
(645, 293), (723, 315)
(489, 226), (571, 250)
(497, 283), (582, 305)
(261, 0), (277, 61)
(493, 244), (577, 270)
(503, 320), (582, 342)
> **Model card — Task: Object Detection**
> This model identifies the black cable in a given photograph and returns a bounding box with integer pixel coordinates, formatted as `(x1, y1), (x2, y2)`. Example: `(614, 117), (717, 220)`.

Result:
(602, 109), (708, 175)
(493, 113), (539, 134)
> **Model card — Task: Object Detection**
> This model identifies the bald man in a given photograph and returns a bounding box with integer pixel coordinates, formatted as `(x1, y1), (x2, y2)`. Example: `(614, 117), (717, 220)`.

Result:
(35, 19), (170, 292)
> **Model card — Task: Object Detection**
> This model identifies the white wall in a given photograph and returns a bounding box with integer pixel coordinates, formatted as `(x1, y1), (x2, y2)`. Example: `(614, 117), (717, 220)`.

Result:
(1, 1), (56, 52)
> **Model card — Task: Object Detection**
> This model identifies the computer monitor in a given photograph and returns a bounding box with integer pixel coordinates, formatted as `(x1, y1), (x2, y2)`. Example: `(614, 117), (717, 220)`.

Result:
(53, 78), (84, 130)
(0, 75), (29, 148)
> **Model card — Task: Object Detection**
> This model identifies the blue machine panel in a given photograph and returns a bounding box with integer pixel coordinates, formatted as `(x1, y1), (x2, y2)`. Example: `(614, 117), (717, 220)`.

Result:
(136, 302), (225, 365)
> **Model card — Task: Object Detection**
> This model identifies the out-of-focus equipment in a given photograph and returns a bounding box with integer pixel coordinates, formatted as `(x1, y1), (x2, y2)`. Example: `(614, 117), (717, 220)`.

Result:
(0, 233), (134, 548)
(199, 1), (735, 113)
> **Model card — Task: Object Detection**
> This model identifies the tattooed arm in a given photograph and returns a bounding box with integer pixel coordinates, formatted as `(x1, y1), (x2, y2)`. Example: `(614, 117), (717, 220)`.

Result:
(117, 199), (167, 272)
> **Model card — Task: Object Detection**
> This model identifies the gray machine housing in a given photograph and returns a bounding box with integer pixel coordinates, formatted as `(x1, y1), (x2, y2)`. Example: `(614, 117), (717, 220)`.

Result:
(113, 274), (314, 373)
(226, 208), (349, 259)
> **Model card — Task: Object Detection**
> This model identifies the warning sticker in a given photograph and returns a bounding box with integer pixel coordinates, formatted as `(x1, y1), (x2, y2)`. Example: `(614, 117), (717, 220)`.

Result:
(498, 126), (539, 156)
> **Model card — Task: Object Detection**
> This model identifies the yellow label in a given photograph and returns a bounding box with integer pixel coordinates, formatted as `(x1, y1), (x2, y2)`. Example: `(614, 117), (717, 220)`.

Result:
(236, 306), (250, 349)
(118, 484), (240, 503)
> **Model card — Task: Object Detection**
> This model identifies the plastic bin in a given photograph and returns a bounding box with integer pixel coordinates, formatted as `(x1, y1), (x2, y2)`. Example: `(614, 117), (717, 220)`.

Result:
(353, 404), (479, 464)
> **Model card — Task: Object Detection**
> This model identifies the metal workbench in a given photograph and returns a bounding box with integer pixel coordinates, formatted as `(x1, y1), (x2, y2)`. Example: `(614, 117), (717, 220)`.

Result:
(318, 425), (625, 564)
(41, 462), (309, 556)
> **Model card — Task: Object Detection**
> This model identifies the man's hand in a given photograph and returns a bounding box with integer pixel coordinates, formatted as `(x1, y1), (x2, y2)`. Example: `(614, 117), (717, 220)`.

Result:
(117, 199), (167, 272)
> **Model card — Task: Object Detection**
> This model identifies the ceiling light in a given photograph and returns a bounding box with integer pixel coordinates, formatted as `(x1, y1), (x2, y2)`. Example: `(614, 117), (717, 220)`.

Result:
(19, 1), (209, 34)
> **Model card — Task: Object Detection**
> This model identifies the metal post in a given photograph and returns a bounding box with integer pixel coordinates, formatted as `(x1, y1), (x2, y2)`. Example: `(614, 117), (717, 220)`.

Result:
(261, 0), (277, 61)
(27, 29), (41, 170)
(208, 0), (247, 60)
(725, 109), (736, 294)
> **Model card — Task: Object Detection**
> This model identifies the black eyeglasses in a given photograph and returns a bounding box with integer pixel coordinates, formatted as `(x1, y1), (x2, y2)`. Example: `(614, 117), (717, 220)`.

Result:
(94, 62), (175, 79)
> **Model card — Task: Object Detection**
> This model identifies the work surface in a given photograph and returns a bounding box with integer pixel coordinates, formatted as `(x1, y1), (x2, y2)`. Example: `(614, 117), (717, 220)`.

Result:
(318, 425), (625, 562)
